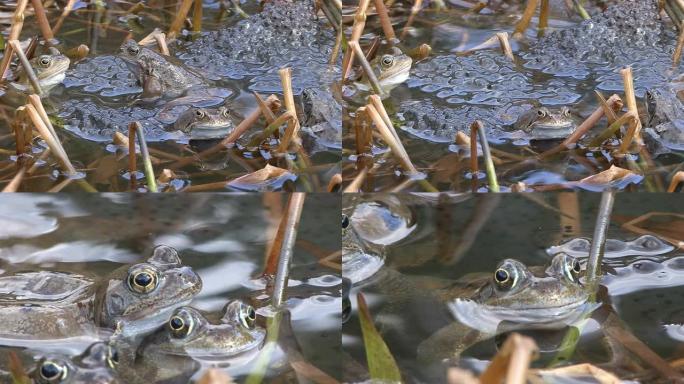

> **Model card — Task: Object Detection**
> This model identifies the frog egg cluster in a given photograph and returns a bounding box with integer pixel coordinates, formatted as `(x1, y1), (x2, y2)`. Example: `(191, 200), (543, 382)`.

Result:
(63, 56), (141, 97)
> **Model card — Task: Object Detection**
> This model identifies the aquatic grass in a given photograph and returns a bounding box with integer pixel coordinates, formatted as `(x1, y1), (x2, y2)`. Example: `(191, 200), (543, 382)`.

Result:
(469, 121), (500, 192)
(357, 292), (402, 382)
(128, 122), (158, 192)
(349, 41), (384, 95)
(342, 0), (370, 80)
(667, 170), (684, 192)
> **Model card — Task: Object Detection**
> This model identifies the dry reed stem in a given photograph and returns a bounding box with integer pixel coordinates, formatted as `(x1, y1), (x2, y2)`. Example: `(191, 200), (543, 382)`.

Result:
(374, 0), (396, 41)
(470, 123), (479, 192)
(28, 95), (57, 140)
(531, 364), (620, 384)
(588, 111), (636, 148)
(47, 177), (73, 192)
(326, 173), (342, 192)
(513, 0), (539, 38)
(618, 67), (643, 154)
(253, 92), (277, 124)
(249, 111), (295, 147)
(168, 0), (195, 39)
(368, 95), (396, 141)
(0, 0), (29, 80)
(9, 40), (42, 94)
(540, 94), (621, 159)
(668, 171), (684, 192)
(276, 68), (301, 153)
(27, 148), (51, 175)
(330, 28), (343, 65)
(495, 32), (515, 61)
(25, 104), (77, 175)
(538, 0), (549, 33)
(350, 41), (383, 95)
(181, 181), (228, 192)
(480, 333), (538, 384)
(138, 28), (163, 45)
(674, 22), (684, 66)
(341, 0), (370, 80)
(343, 161), (371, 192)
(400, 0), (422, 40)
(154, 32), (170, 55)
(594, 90), (620, 124)
(51, 0), (76, 36)
(127, 124), (137, 190)
(366, 104), (416, 173)
(2, 164), (26, 192)
(192, 0), (203, 34)
(30, 0), (54, 42)
(355, 107), (372, 155)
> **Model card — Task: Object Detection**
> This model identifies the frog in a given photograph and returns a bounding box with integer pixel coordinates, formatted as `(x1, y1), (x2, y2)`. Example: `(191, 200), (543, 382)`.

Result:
(415, 253), (595, 363)
(355, 47), (413, 93)
(126, 300), (265, 383)
(511, 106), (579, 140)
(172, 105), (238, 140)
(119, 40), (205, 99)
(644, 87), (684, 151)
(0, 245), (202, 344)
(8, 47), (71, 94)
(0, 342), (120, 383)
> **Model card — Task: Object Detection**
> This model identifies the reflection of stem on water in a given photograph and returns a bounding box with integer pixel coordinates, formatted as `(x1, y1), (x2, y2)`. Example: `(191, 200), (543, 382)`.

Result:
(443, 194), (500, 265)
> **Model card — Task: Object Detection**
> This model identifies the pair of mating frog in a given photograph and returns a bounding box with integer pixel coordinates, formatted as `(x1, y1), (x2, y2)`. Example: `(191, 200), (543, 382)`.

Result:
(8, 41), (238, 141)
(0, 245), (265, 383)
(362, 47), (683, 144)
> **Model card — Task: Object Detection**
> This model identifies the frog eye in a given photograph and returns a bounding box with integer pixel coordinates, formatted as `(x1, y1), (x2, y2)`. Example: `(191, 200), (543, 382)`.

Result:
(560, 255), (581, 282)
(536, 109), (546, 117)
(127, 44), (140, 56)
(168, 312), (194, 338)
(194, 109), (206, 119)
(38, 360), (67, 382)
(560, 107), (570, 116)
(573, 259), (581, 274)
(646, 90), (655, 101)
(219, 107), (230, 117)
(239, 303), (257, 329)
(127, 265), (159, 294)
(108, 347), (119, 368)
(39, 56), (52, 67)
(342, 214), (350, 229)
(381, 55), (394, 67)
(494, 268), (510, 285)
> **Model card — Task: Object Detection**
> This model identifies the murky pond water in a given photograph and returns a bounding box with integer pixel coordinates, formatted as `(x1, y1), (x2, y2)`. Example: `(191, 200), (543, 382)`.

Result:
(342, 0), (684, 192)
(342, 193), (684, 383)
(0, 193), (341, 382)
(0, 0), (340, 192)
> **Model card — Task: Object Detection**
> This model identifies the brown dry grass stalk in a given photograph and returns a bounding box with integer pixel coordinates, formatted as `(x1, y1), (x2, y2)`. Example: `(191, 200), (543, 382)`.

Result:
(276, 68), (301, 153)
(495, 32), (515, 61)
(355, 107), (372, 155)
(668, 171), (684, 192)
(513, 0), (539, 38)
(127, 123), (138, 190)
(538, 0), (550, 33)
(25, 104), (77, 175)
(326, 173), (342, 192)
(540, 94), (621, 159)
(470, 122), (479, 192)
(30, 0), (54, 42)
(350, 41), (383, 95)
(479, 333), (538, 384)
(154, 32), (170, 55)
(2, 164), (27, 192)
(52, 0), (77, 36)
(192, 0), (203, 33)
(617, 67), (643, 154)
(9, 40), (42, 94)
(0, 0), (29, 80)
(341, 0), (371, 80)
(374, 0), (396, 41)
(167, 0), (195, 39)
(400, 0), (422, 40)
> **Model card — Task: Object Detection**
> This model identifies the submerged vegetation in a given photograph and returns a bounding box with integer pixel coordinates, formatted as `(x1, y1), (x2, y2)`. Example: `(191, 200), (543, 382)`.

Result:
(341, 0), (684, 192)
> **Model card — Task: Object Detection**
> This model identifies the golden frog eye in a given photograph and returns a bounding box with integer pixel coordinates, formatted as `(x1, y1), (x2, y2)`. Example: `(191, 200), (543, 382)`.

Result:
(39, 56), (52, 67)
(127, 266), (159, 294)
(494, 268), (509, 284)
(239, 303), (257, 329)
(168, 312), (194, 338)
(38, 360), (67, 383)
(381, 55), (394, 67)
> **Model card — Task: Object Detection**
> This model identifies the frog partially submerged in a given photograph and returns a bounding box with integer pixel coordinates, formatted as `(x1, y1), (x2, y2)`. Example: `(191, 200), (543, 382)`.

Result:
(0, 245), (202, 344)
(356, 47), (413, 93)
(7, 47), (70, 94)
(129, 300), (265, 382)
(0, 342), (120, 383)
(119, 40), (205, 99)
(644, 87), (684, 151)
(416, 253), (595, 362)
(511, 106), (579, 140)
(173, 106), (239, 140)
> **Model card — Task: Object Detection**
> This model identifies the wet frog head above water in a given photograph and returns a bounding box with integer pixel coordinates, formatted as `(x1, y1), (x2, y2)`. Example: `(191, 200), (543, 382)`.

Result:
(138, 299), (265, 359)
(357, 47), (412, 93)
(173, 106), (238, 140)
(31, 342), (120, 384)
(513, 106), (578, 140)
(10, 47), (70, 93)
(119, 40), (204, 98)
(97, 245), (203, 331)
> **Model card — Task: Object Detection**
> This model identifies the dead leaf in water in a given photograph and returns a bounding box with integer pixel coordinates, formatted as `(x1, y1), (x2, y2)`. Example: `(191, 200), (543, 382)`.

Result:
(196, 369), (234, 384)
(571, 165), (643, 191)
(226, 164), (297, 192)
